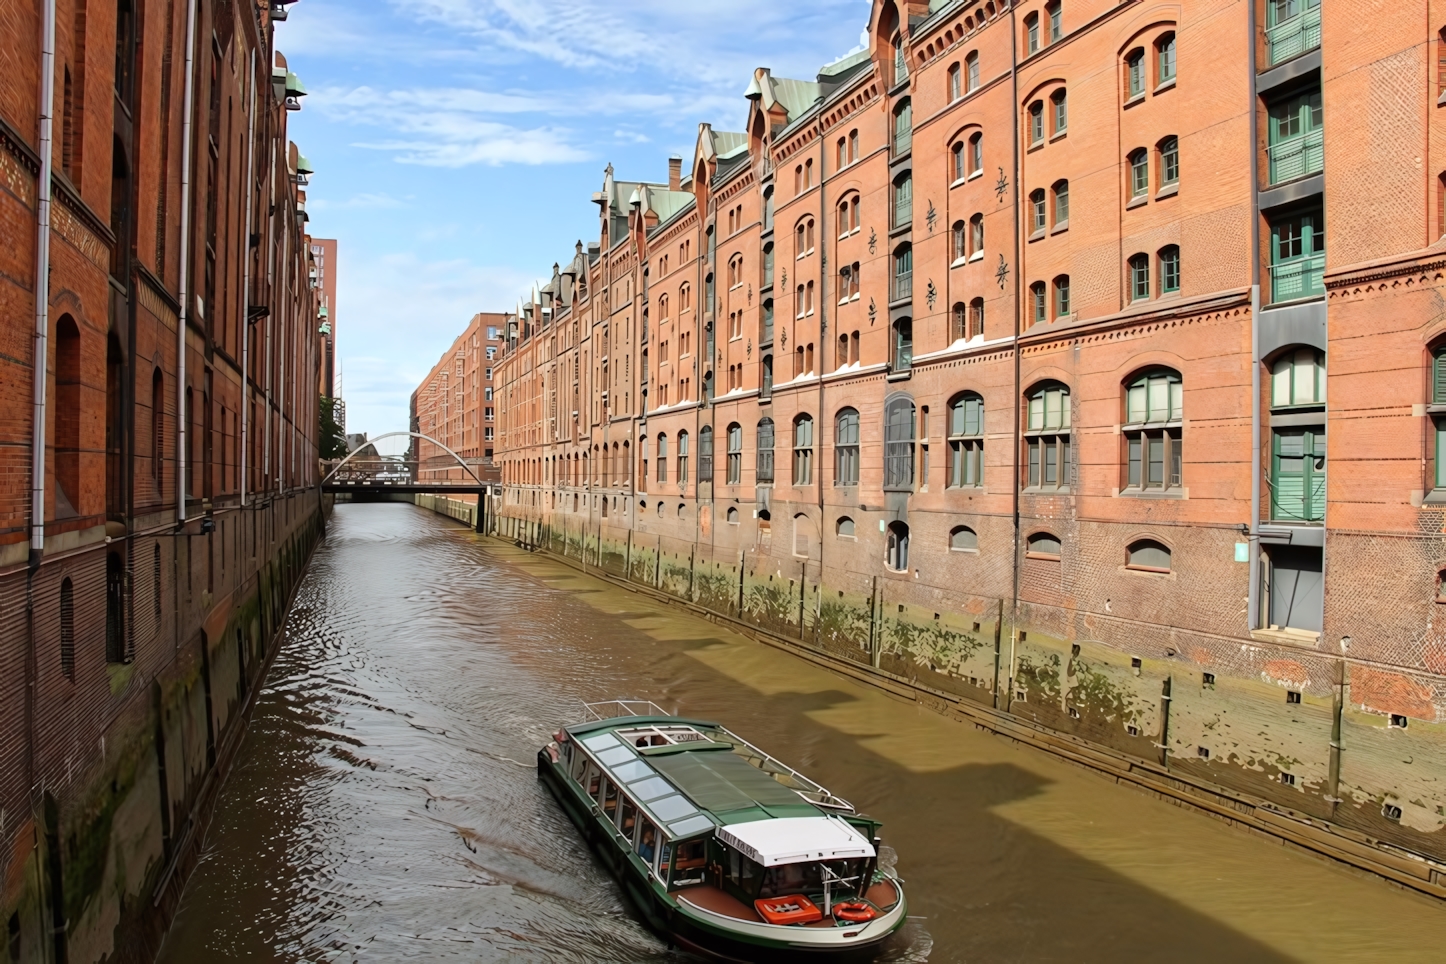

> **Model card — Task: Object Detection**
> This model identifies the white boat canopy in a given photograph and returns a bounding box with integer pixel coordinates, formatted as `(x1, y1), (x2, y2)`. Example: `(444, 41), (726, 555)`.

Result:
(716, 816), (876, 868)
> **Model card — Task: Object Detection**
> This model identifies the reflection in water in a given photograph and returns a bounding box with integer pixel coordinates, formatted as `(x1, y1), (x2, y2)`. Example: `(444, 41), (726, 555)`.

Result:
(158, 504), (1446, 963)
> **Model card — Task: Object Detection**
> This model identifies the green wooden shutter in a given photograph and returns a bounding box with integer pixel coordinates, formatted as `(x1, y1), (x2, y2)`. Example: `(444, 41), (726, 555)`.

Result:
(1272, 429), (1308, 520)
(1434, 351), (1446, 405)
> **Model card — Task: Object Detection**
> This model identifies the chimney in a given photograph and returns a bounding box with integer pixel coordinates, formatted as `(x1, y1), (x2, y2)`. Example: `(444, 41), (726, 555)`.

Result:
(668, 155), (682, 191)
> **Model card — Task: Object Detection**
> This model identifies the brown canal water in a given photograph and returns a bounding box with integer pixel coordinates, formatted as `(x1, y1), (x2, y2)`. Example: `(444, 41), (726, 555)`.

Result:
(156, 503), (1446, 963)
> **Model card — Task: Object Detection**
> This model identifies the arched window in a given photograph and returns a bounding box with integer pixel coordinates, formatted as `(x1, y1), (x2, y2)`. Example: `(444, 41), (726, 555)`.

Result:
(60, 576), (75, 681)
(970, 212), (984, 256)
(1030, 281), (1047, 324)
(761, 353), (773, 397)
(892, 317), (913, 372)
(727, 506), (740, 524)
(950, 526), (979, 551)
(1156, 32), (1176, 84)
(1052, 180), (1069, 226)
(639, 436), (649, 491)
(969, 132), (983, 174)
(1127, 539), (1172, 572)
(1028, 101), (1044, 143)
(849, 129), (859, 163)
(949, 392), (984, 487)
(1126, 48), (1146, 98)
(948, 63), (962, 101)
(1048, 1), (1063, 41)
(1124, 369), (1183, 491)
(952, 142), (965, 182)
(1025, 383), (1071, 490)
(892, 172), (912, 229)
(966, 51), (980, 91)
(792, 415), (814, 485)
(970, 297), (985, 339)
(1129, 147), (1149, 198)
(55, 315), (81, 514)
(1051, 89), (1068, 135)
(1270, 348), (1325, 522)
(884, 396), (917, 490)
(1158, 245), (1180, 294)
(756, 418), (775, 483)
(151, 367), (164, 495)
(837, 136), (848, 169)
(886, 521), (911, 571)
(952, 220), (967, 261)
(1054, 275), (1071, 317)
(1029, 188), (1046, 234)
(699, 425), (714, 481)
(893, 99), (912, 155)
(1129, 253), (1150, 301)
(1159, 135), (1179, 188)
(837, 516), (856, 538)
(677, 431), (690, 486)
(656, 434), (668, 484)
(835, 408), (860, 485)
(106, 551), (125, 663)
(723, 422), (746, 482)
(951, 302), (968, 342)
(892, 244), (912, 303)
(1027, 532), (1062, 560)
(1025, 12), (1041, 53)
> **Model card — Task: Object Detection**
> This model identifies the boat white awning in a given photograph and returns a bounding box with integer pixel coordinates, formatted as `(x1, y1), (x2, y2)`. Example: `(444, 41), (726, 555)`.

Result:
(716, 816), (875, 868)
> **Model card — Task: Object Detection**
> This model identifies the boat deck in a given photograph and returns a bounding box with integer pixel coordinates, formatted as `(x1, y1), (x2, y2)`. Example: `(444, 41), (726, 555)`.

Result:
(865, 879), (899, 909)
(675, 880), (900, 926)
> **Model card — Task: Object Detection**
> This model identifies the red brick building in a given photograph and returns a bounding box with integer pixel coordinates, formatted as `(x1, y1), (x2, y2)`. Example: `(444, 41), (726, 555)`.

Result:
(410, 311), (505, 485)
(1, 1), (326, 958)
(493, 0), (1446, 889)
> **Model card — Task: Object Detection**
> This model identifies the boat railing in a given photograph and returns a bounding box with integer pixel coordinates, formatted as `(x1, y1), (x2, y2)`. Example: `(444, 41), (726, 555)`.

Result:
(582, 699), (672, 722)
(719, 726), (855, 812)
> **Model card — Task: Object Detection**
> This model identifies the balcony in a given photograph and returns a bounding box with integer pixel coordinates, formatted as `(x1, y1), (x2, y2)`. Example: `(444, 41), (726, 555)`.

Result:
(1268, 127), (1323, 184)
(1266, 3), (1320, 66)
(1270, 253), (1325, 302)
(891, 271), (912, 304)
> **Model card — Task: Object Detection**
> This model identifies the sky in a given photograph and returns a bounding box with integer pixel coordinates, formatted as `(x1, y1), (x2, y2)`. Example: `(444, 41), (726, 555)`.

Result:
(279, 0), (874, 453)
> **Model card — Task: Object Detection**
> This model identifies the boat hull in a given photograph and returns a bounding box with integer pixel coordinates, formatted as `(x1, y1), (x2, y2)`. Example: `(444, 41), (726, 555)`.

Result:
(537, 750), (906, 961)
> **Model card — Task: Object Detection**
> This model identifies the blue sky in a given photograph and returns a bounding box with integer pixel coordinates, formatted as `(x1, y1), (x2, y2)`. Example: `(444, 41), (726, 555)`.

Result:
(280, 0), (872, 449)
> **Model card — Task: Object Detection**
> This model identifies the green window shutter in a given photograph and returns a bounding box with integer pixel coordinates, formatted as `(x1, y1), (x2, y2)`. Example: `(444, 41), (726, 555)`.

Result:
(1272, 429), (1308, 520)
(1437, 420), (1446, 489)
(1434, 351), (1446, 405)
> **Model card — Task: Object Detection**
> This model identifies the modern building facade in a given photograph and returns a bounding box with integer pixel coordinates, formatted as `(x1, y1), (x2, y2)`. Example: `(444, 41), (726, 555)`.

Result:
(1, 1), (327, 959)
(492, 0), (1446, 888)
(412, 311), (506, 484)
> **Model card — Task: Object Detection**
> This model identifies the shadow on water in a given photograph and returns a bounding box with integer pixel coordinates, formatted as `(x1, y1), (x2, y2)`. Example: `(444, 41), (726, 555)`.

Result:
(156, 504), (1443, 963)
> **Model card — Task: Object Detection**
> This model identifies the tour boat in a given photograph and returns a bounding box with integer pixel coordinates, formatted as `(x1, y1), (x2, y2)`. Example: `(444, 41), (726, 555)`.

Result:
(537, 701), (907, 961)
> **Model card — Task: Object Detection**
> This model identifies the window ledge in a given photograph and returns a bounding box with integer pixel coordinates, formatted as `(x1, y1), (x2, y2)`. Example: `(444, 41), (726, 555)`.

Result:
(1126, 194), (1149, 210)
(1123, 92), (1146, 108)
(951, 257), (967, 269)
(1118, 488), (1187, 500)
(1050, 129), (1068, 143)
(1156, 183), (1179, 201)
(1028, 229), (1046, 242)
(890, 222), (913, 238)
(1051, 220), (1069, 235)
(968, 251), (984, 263)
(950, 177), (966, 189)
(1250, 627), (1320, 649)
(967, 169), (983, 182)
(1154, 78), (1177, 95)
(1025, 552), (1062, 562)
(886, 369), (913, 381)
(1027, 140), (1045, 153)
(1423, 489), (1446, 505)
(1023, 486), (1072, 495)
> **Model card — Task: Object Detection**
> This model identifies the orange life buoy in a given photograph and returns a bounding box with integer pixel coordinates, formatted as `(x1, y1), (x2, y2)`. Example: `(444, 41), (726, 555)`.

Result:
(832, 902), (877, 922)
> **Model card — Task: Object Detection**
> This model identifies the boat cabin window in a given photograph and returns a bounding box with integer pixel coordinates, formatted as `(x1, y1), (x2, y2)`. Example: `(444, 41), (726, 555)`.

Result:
(584, 763), (601, 799)
(570, 749), (589, 783)
(618, 797), (639, 839)
(668, 838), (708, 888)
(723, 844), (762, 895)
(759, 858), (868, 900)
(602, 779), (619, 818)
(638, 819), (660, 870)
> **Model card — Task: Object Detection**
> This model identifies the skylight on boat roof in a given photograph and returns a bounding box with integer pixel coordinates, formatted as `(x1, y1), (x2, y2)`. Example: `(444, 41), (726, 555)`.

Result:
(610, 759), (654, 784)
(582, 732), (621, 751)
(596, 745), (635, 767)
(668, 814), (715, 837)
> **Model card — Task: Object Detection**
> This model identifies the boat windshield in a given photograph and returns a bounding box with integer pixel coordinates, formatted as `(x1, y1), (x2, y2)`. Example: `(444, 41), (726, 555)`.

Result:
(759, 858), (869, 899)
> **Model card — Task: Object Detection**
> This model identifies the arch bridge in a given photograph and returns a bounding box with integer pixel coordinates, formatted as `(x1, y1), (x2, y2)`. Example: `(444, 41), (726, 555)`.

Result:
(321, 432), (495, 529)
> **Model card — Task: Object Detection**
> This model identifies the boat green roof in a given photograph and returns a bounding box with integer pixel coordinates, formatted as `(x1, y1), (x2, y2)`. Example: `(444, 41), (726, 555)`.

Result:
(647, 746), (819, 824)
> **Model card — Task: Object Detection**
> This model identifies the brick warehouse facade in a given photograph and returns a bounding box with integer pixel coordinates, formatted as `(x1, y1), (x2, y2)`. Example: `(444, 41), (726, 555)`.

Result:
(1, 1), (327, 960)
(488, 0), (1446, 893)
(409, 312), (505, 487)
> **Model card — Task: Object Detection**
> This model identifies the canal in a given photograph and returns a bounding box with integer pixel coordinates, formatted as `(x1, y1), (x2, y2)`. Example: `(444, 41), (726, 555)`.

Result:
(157, 502), (1446, 963)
